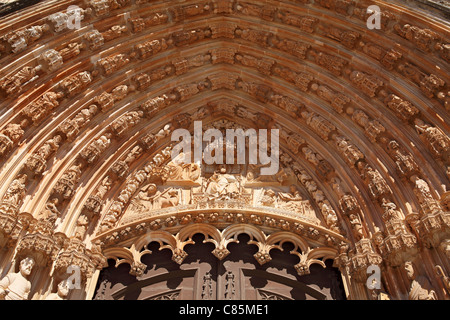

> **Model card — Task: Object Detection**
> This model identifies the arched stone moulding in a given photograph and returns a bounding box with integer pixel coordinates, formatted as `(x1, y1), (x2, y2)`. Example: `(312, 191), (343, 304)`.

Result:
(0, 0), (448, 300)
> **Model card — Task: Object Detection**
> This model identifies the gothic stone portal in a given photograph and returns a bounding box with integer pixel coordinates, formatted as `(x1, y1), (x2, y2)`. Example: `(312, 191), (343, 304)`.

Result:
(93, 234), (345, 300)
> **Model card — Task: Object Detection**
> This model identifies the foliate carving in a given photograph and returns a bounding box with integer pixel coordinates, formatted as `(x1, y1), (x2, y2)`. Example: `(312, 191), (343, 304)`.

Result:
(24, 135), (62, 175)
(22, 91), (64, 125)
(15, 218), (63, 267)
(348, 239), (382, 282)
(209, 22), (237, 39)
(54, 238), (106, 283)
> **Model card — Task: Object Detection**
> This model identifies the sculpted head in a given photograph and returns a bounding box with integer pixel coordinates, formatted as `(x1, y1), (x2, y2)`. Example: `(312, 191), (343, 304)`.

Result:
(404, 261), (415, 280)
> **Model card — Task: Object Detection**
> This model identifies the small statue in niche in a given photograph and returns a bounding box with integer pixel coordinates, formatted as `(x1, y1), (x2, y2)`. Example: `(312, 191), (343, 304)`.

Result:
(130, 184), (179, 213)
(0, 257), (35, 300)
(45, 279), (70, 300)
(404, 261), (437, 300)
(259, 189), (276, 207)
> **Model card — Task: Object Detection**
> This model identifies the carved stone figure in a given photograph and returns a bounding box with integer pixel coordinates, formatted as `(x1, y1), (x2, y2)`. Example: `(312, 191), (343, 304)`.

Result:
(110, 111), (143, 136)
(384, 94), (419, 122)
(59, 105), (98, 141)
(80, 134), (112, 164)
(38, 198), (60, 222)
(205, 165), (240, 201)
(359, 163), (392, 199)
(349, 71), (384, 97)
(2, 24), (49, 53)
(1, 174), (28, 210)
(386, 140), (419, 177)
(60, 71), (92, 97)
(0, 66), (39, 96)
(167, 153), (201, 182)
(334, 135), (365, 167)
(381, 198), (403, 221)
(302, 111), (336, 141)
(22, 91), (64, 125)
(0, 120), (28, 157)
(130, 184), (179, 213)
(74, 214), (89, 240)
(404, 261), (437, 300)
(0, 257), (35, 300)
